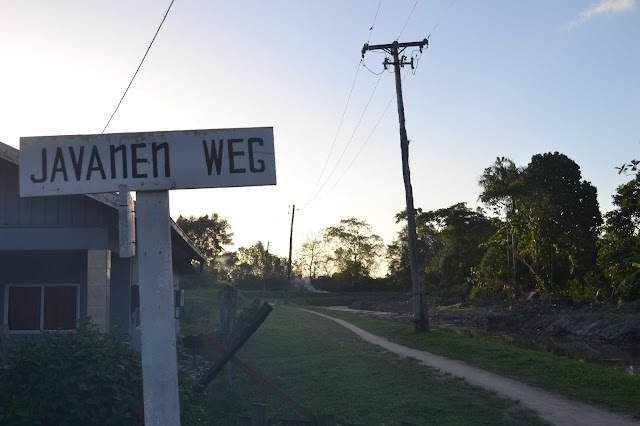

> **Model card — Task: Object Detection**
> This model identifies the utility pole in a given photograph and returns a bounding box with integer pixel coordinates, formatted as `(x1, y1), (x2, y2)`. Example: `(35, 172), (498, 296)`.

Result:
(284, 205), (296, 304)
(262, 241), (270, 299)
(363, 39), (429, 331)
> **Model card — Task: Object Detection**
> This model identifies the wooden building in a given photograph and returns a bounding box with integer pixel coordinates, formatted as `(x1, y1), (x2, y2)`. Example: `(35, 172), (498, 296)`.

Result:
(0, 141), (205, 349)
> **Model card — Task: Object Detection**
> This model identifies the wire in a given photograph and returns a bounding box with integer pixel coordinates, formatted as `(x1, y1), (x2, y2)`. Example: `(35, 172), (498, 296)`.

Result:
(325, 69), (410, 196)
(363, 61), (386, 76)
(309, 59), (362, 197)
(362, 49), (388, 75)
(397, 0), (419, 40)
(411, 49), (422, 75)
(428, 0), (456, 39)
(367, 0), (383, 44)
(305, 0), (385, 208)
(305, 0), (434, 208)
(312, 71), (384, 198)
(102, 0), (175, 134)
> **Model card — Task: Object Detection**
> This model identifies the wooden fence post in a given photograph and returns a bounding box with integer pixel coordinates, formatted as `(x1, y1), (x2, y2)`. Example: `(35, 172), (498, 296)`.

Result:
(250, 403), (268, 426)
(197, 303), (273, 390)
(219, 286), (237, 387)
(318, 414), (336, 426)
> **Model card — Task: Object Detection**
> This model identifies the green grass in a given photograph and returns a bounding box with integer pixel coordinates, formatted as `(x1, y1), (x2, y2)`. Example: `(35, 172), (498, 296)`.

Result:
(311, 307), (640, 416)
(182, 290), (546, 425)
(241, 290), (401, 307)
(182, 288), (259, 336)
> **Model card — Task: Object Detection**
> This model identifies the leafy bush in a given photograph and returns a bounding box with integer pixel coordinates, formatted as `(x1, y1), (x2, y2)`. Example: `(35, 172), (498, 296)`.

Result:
(0, 323), (208, 425)
(618, 257), (640, 302)
(178, 369), (208, 425)
(469, 245), (511, 299)
(566, 271), (602, 301)
(0, 323), (143, 425)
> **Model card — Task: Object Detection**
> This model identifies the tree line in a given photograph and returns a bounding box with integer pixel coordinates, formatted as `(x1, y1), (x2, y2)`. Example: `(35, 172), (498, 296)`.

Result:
(176, 214), (386, 292)
(177, 151), (640, 302)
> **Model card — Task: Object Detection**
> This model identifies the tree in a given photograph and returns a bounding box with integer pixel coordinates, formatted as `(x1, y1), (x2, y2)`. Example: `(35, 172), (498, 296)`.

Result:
(422, 204), (496, 294)
(326, 218), (384, 288)
(296, 232), (331, 280)
(478, 157), (524, 285)
(390, 204), (495, 296)
(176, 214), (233, 261)
(475, 152), (602, 297)
(598, 173), (640, 301)
(520, 152), (602, 291)
(231, 241), (287, 290)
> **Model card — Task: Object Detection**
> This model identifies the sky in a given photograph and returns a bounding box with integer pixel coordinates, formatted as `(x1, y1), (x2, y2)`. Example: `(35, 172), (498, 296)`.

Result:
(1, 0), (639, 263)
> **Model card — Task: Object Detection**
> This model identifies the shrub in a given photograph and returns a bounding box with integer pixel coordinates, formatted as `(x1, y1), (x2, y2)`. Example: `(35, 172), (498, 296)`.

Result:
(566, 271), (602, 301)
(0, 323), (143, 425)
(0, 323), (208, 425)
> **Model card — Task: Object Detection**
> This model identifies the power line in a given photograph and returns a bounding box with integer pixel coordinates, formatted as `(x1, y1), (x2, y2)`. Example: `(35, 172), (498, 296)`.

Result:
(304, 2), (420, 209)
(328, 0), (457, 193)
(326, 69), (410, 195)
(428, 0), (457, 39)
(312, 71), (384, 199)
(397, 0), (419, 40)
(362, 61), (386, 76)
(314, 0), (426, 201)
(309, 59), (362, 197)
(102, 0), (175, 134)
(305, 0), (438, 209)
(307, 1), (389, 203)
(324, 0), (457, 196)
(367, 0), (383, 44)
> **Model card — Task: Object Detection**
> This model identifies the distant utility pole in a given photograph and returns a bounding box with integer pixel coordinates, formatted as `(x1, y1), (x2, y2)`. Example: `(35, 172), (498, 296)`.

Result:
(262, 241), (270, 299)
(362, 39), (429, 331)
(284, 205), (296, 304)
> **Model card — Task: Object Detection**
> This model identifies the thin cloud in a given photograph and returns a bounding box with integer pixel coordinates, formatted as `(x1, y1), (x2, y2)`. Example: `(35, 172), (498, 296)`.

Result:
(565, 0), (635, 30)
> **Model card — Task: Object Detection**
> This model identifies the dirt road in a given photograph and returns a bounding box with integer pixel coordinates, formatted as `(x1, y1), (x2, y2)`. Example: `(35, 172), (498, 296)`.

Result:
(296, 308), (639, 426)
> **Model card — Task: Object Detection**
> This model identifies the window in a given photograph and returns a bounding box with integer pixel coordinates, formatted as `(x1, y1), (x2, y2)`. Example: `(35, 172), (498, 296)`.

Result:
(5, 284), (79, 332)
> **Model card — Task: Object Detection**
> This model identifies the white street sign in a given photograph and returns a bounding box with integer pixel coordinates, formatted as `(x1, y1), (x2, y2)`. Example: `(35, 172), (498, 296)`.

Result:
(18, 126), (276, 425)
(19, 127), (275, 196)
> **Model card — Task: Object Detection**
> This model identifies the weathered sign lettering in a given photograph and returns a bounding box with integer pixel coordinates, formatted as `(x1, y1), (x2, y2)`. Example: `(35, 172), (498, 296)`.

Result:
(19, 127), (275, 196)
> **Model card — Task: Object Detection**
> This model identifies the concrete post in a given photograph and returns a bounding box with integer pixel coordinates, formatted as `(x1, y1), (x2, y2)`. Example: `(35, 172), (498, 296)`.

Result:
(137, 191), (181, 425)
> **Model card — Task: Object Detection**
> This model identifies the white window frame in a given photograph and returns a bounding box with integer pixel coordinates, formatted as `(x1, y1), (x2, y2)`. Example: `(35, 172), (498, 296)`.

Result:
(3, 283), (81, 334)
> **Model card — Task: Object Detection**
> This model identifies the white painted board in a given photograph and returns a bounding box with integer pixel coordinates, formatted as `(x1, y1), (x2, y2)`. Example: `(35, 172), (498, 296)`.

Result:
(19, 127), (276, 196)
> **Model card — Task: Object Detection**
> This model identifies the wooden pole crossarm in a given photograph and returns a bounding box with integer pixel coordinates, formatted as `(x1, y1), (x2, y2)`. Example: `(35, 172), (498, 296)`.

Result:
(362, 39), (428, 56)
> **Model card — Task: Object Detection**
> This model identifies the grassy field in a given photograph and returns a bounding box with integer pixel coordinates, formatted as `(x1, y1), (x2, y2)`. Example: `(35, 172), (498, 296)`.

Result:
(182, 289), (546, 425)
(311, 307), (640, 417)
(241, 290), (400, 307)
